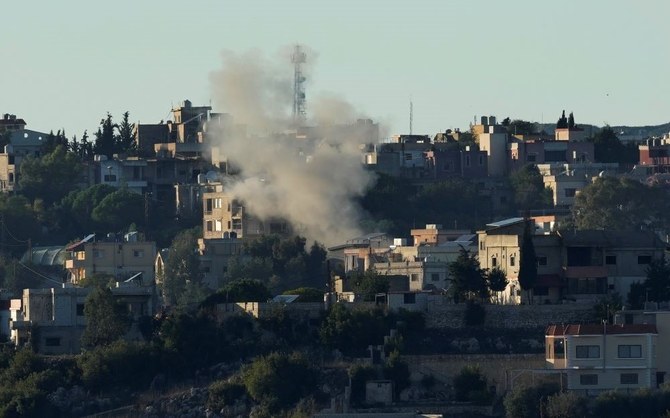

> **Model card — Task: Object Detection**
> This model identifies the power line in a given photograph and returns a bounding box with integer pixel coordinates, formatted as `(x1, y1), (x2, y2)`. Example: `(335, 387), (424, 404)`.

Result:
(16, 261), (63, 285)
(0, 217), (31, 243)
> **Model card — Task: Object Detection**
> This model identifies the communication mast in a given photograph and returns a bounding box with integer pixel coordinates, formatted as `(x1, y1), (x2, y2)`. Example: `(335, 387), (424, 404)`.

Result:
(292, 45), (307, 125)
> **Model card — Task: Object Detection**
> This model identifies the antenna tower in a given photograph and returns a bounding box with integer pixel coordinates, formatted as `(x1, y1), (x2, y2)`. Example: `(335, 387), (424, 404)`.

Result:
(409, 100), (413, 135)
(292, 45), (307, 126)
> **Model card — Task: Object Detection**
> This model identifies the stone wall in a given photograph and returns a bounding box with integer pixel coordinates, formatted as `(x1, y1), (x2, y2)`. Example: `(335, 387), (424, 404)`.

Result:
(423, 303), (596, 329)
(403, 353), (548, 395)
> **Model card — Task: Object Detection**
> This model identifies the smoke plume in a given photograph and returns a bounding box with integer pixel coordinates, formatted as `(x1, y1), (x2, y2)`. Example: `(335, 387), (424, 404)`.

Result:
(209, 47), (377, 246)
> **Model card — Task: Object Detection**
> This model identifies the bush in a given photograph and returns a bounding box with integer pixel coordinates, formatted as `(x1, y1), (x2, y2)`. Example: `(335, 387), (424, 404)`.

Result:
(504, 382), (560, 418)
(242, 352), (318, 413)
(207, 380), (247, 411)
(348, 364), (377, 407)
(545, 391), (588, 418)
(452, 365), (491, 404)
(463, 300), (486, 326)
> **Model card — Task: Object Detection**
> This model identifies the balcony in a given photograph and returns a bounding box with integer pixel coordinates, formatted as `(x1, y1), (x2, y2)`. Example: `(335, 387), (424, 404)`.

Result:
(564, 266), (608, 279)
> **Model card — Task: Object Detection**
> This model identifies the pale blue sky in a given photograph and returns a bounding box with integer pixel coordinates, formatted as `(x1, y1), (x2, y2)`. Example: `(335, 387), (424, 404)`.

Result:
(2, 1), (668, 139)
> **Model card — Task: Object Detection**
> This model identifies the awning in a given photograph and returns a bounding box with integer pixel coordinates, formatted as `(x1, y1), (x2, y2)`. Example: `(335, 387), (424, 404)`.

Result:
(65, 234), (95, 251)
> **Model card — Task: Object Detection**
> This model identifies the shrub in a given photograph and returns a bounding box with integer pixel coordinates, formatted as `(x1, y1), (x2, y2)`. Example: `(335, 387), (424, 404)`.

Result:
(453, 365), (491, 404)
(207, 380), (247, 411)
(463, 300), (486, 326)
(504, 382), (560, 418)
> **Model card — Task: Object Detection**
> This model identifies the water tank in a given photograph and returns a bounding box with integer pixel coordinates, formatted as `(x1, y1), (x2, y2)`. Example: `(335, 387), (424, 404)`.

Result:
(481, 116), (489, 125)
(489, 116), (497, 125)
(393, 238), (407, 247)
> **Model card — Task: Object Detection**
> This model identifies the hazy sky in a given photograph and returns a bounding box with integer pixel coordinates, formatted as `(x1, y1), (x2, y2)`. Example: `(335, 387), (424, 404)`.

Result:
(2, 1), (668, 139)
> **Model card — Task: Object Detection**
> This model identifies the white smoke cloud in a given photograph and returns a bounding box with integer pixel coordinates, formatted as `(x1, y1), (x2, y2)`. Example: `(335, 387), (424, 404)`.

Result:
(208, 47), (378, 246)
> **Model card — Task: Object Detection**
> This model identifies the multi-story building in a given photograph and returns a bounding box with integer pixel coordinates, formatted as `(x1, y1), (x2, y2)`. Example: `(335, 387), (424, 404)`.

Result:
(537, 163), (618, 207)
(373, 233), (478, 292)
(545, 323), (658, 393)
(477, 218), (666, 304)
(0, 121), (51, 192)
(64, 232), (156, 285)
(9, 284), (154, 354)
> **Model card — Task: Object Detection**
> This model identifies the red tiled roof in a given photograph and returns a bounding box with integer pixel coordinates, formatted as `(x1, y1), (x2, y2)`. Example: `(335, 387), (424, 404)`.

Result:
(546, 323), (657, 336)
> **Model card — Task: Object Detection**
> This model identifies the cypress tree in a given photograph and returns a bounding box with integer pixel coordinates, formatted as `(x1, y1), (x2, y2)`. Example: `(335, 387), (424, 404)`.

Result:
(518, 220), (537, 304)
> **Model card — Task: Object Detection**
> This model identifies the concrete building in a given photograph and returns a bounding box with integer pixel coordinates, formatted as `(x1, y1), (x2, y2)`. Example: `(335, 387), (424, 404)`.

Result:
(9, 284), (154, 354)
(0, 129), (51, 192)
(537, 163), (618, 207)
(545, 323), (658, 393)
(474, 116), (508, 177)
(328, 233), (395, 274)
(64, 232), (157, 285)
(478, 218), (666, 304)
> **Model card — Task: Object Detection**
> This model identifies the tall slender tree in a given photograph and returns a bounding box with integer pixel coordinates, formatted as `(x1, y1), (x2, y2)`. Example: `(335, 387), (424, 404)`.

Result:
(518, 220), (538, 304)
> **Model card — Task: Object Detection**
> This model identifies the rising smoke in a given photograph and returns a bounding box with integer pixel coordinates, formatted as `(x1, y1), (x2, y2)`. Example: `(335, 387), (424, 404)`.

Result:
(208, 47), (378, 246)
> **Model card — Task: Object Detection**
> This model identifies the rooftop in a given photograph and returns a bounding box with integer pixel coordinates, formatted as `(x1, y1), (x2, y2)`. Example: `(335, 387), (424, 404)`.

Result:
(546, 323), (657, 336)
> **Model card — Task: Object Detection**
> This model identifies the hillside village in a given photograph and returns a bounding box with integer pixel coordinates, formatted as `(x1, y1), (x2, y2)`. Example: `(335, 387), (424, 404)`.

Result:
(2, 100), (670, 418)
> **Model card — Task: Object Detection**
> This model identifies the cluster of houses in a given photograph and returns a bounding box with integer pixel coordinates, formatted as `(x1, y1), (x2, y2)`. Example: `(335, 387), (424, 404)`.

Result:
(2, 104), (670, 398)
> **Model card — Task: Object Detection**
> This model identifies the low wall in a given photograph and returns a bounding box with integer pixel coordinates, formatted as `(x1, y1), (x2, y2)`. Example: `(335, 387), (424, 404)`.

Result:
(424, 303), (596, 329)
(403, 353), (547, 394)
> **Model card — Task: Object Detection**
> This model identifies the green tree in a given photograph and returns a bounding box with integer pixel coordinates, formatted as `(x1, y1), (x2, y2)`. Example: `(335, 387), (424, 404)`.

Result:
(19, 145), (82, 205)
(487, 266), (508, 304)
(505, 119), (538, 136)
(94, 113), (116, 158)
(593, 293), (623, 324)
(504, 382), (560, 418)
(282, 287), (324, 302)
(242, 352), (318, 413)
(545, 390), (588, 418)
(115, 111), (136, 155)
(81, 287), (131, 349)
(201, 278), (271, 306)
(453, 365), (491, 404)
(643, 257), (670, 302)
(589, 126), (638, 164)
(518, 220), (538, 304)
(383, 350), (410, 398)
(510, 164), (553, 211)
(55, 183), (116, 236)
(350, 269), (389, 301)
(572, 176), (669, 231)
(91, 187), (144, 232)
(448, 247), (488, 302)
(162, 228), (202, 306)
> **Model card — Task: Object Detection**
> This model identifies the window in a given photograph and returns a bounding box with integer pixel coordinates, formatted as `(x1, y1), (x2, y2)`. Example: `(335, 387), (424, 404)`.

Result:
(205, 199), (213, 213)
(618, 345), (642, 358)
(537, 256), (548, 266)
(620, 373), (639, 384)
(527, 154), (537, 162)
(638, 255), (652, 265)
(478, 155), (484, 165)
(404, 153), (412, 160)
(232, 219), (242, 230)
(491, 257), (497, 267)
(410, 273), (420, 282)
(465, 155), (471, 166)
(93, 249), (105, 259)
(215, 220), (222, 232)
(403, 293), (416, 304)
(45, 337), (61, 347)
(606, 255), (617, 265)
(580, 374), (598, 385)
(76, 304), (85, 316)
(480, 241), (484, 250)
(133, 250), (144, 257)
(104, 174), (117, 182)
(8, 173), (13, 183)
(564, 188), (576, 197)
(576, 345), (600, 358)
(431, 273), (440, 282)
(206, 221), (213, 232)
(214, 198), (222, 209)
(553, 339), (565, 359)
(510, 255), (516, 267)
